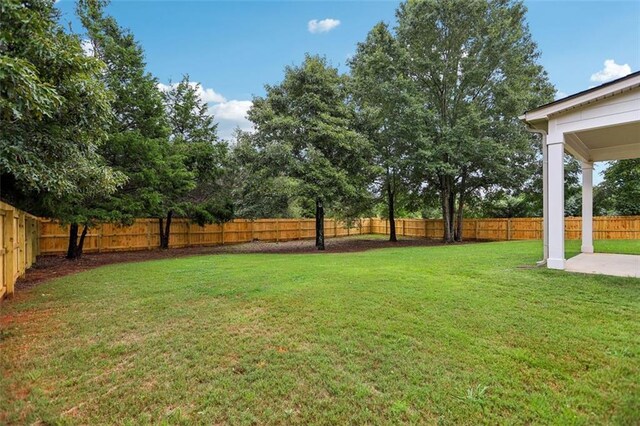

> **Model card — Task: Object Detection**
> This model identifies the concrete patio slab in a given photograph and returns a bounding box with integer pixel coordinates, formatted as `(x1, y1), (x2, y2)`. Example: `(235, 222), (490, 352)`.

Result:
(565, 253), (640, 278)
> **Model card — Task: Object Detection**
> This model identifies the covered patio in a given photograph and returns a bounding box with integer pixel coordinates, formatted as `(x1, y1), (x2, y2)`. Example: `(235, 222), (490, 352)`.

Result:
(521, 71), (640, 274)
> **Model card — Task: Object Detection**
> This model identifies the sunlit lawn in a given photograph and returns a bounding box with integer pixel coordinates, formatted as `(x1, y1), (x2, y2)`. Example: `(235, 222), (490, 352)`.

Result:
(1, 240), (638, 424)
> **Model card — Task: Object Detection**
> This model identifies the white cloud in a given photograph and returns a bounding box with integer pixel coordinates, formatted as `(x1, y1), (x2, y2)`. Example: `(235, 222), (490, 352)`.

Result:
(81, 39), (94, 57)
(210, 100), (252, 121)
(196, 85), (227, 103)
(590, 59), (631, 83)
(555, 90), (568, 100)
(308, 18), (340, 34)
(210, 100), (253, 140)
(157, 81), (226, 103)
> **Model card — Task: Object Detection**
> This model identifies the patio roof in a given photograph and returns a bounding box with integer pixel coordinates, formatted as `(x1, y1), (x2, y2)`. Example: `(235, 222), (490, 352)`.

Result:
(521, 71), (640, 163)
(520, 70), (640, 273)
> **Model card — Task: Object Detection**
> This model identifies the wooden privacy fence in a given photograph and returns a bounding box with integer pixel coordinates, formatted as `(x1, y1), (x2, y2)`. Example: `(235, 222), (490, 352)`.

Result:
(39, 218), (374, 255)
(369, 216), (640, 241)
(38, 215), (640, 255)
(0, 201), (40, 298)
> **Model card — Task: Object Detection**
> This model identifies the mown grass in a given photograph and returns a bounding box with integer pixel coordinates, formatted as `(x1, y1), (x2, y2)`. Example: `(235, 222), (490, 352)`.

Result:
(1, 240), (638, 425)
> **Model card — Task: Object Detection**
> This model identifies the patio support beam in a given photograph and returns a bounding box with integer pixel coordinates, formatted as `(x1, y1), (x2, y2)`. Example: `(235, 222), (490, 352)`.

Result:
(581, 162), (594, 253)
(547, 129), (566, 270)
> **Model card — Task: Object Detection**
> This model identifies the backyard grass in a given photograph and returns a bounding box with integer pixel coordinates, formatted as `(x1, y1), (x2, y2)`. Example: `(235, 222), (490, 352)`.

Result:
(1, 240), (638, 425)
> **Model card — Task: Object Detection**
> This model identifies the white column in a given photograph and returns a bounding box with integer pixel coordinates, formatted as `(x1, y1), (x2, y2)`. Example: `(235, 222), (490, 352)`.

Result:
(581, 162), (594, 253)
(542, 139), (549, 261)
(547, 133), (565, 270)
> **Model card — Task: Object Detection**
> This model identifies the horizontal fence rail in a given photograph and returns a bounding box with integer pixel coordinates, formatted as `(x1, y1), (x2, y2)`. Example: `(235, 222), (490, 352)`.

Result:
(1, 201), (40, 299)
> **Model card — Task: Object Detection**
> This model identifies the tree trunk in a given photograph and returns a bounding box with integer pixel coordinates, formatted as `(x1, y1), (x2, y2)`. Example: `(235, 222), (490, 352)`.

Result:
(454, 193), (464, 242)
(159, 217), (164, 248)
(76, 225), (89, 259)
(388, 180), (397, 242)
(315, 198), (325, 251)
(160, 210), (173, 249)
(66, 223), (89, 259)
(454, 169), (467, 242)
(66, 223), (79, 259)
(440, 176), (455, 243)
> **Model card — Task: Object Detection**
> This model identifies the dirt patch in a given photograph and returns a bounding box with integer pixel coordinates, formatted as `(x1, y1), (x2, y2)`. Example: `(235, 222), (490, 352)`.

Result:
(16, 236), (458, 290)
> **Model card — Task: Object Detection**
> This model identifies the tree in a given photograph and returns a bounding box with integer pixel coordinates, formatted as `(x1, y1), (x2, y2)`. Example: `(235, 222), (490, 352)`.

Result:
(162, 76), (234, 230)
(395, 0), (555, 242)
(247, 55), (374, 250)
(0, 0), (121, 206)
(596, 159), (640, 215)
(349, 22), (424, 242)
(1, 0), (125, 260)
(78, 0), (194, 250)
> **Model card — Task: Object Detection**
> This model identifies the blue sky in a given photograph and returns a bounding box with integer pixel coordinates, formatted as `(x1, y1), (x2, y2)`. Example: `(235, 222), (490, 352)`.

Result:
(55, 0), (639, 180)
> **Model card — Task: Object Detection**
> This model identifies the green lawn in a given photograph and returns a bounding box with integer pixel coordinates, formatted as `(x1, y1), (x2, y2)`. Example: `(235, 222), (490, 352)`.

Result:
(1, 240), (638, 425)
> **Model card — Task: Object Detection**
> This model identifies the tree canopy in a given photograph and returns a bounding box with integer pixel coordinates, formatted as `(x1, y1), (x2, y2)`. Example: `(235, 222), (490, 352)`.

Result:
(247, 55), (374, 249)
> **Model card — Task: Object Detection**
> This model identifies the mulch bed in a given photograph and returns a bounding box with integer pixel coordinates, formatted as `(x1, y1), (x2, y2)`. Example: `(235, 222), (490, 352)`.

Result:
(16, 236), (455, 290)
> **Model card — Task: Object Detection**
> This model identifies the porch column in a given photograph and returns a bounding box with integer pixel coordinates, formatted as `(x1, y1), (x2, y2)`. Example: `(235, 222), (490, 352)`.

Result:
(547, 133), (565, 270)
(542, 138), (549, 261)
(581, 162), (594, 253)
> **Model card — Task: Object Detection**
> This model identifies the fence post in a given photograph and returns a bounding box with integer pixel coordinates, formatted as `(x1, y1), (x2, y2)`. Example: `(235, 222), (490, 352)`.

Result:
(507, 218), (512, 241)
(251, 220), (255, 242)
(187, 221), (191, 247)
(221, 222), (225, 245)
(475, 220), (479, 241)
(97, 223), (103, 253)
(147, 220), (152, 250)
(4, 209), (15, 297)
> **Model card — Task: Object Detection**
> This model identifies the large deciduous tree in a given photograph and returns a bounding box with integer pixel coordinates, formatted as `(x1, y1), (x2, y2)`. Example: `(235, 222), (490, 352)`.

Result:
(247, 55), (374, 249)
(1, 0), (125, 260)
(0, 0), (121, 206)
(349, 22), (425, 242)
(395, 0), (555, 242)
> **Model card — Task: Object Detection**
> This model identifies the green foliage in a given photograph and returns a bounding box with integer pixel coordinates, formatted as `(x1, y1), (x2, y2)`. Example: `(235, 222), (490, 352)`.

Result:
(162, 76), (233, 224)
(482, 194), (536, 218)
(247, 55), (375, 220)
(230, 131), (304, 218)
(0, 0), (122, 204)
(596, 159), (640, 215)
(77, 0), (168, 138)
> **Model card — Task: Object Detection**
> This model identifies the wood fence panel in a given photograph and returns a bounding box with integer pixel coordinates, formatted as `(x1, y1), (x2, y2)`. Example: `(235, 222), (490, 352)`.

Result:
(1, 201), (40, 299)
(510, 218), (543, 240)
(300, 219), (315, 240)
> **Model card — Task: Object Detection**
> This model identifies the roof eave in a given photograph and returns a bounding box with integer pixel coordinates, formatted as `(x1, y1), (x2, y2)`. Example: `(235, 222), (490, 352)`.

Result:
(521, 71), (640, 124)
